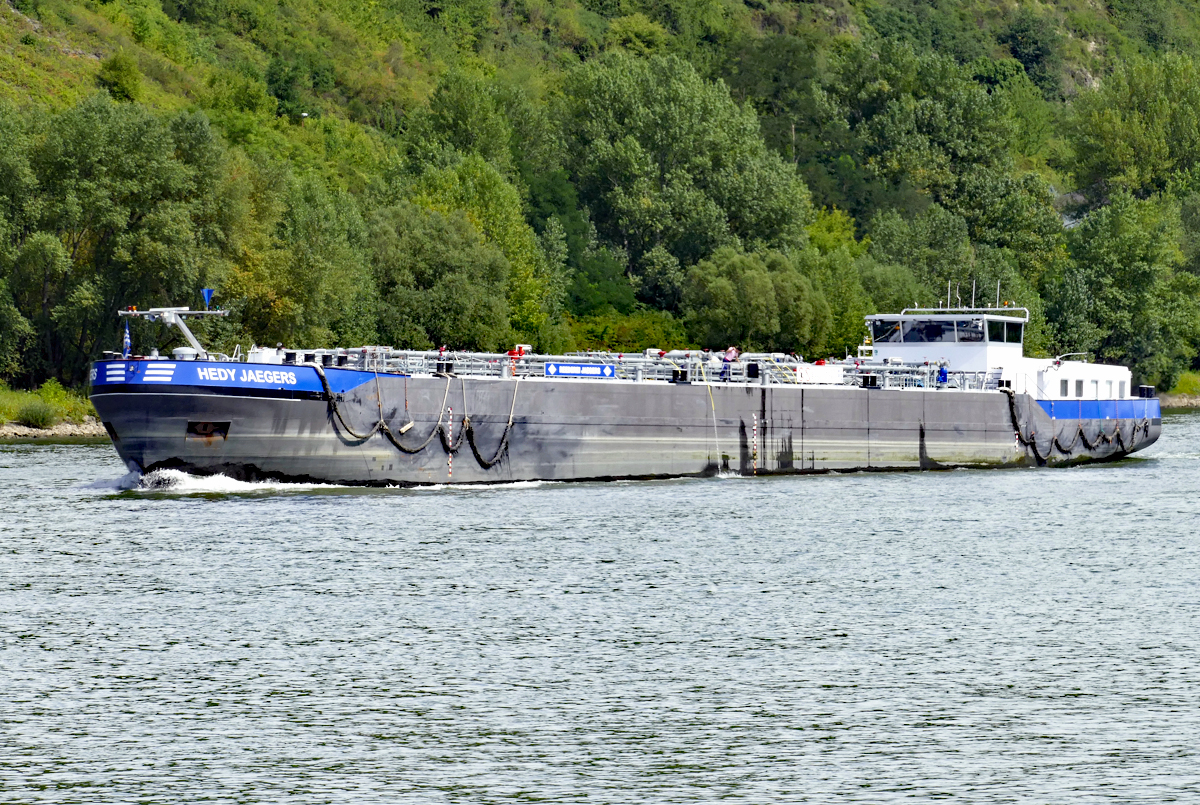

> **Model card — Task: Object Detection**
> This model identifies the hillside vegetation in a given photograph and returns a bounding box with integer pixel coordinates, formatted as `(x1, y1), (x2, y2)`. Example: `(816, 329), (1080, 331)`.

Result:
(5, 0), (1200, 387)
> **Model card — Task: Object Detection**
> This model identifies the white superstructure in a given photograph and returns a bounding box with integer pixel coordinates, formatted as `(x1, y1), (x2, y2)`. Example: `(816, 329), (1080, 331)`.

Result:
(864, 308), (1137, 401)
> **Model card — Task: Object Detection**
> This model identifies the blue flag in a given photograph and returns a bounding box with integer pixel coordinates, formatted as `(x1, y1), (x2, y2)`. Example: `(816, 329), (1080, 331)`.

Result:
(201, 288), (215, 309)
(123, 320), (131, 359)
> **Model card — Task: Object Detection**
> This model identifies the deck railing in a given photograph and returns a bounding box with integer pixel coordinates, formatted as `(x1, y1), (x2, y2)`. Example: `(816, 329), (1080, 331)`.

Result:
(231, 345), (1002, 391)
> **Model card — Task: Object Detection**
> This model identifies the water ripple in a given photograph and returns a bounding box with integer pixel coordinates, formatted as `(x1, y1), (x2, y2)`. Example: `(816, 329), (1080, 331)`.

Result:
(1, 416), (1199, 802)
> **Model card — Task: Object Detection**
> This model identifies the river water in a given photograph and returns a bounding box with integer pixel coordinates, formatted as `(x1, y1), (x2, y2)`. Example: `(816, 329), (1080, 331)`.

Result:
(2, 412), (1199, 803)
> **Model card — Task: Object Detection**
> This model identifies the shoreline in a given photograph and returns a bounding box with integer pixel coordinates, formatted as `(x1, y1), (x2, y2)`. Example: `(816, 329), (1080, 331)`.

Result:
(0, 417), (108, 439)
(1160, 394), (1200, 408)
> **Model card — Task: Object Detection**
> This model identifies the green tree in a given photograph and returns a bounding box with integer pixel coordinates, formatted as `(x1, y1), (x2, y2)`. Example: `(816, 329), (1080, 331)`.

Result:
(410, 155), (564, 338)
(424, 70), (516, 175)
(370, 202), (510, 351)
(5, 97), (239, 384)
(683, 248), (781, 351)
(567, 248), (637, 316)
(859, 259), (924, 318)
(943, 167), (1068, 291)
(994, 72), (1056, 161)
(794, 246), (872, 358)
(97, 50), (143, 102)
(1055, 191), (1200, 387)
(792, 40), (1015, 223)
(1071, 53), (1200, 195)
(269, 173), (373, 347)
(869, 204), (973, 294)
(869, 204), (1051, 353)
(865, 0), (990, 64)
(568, 309), (689, 352)
(682, 247), (830, 354)
(560, 53), (811, 292)
(605, 13), (669, 56)
(0, 278), (33, 379)
(997, 9), (1063, 98)
(721, 33), (822, 167)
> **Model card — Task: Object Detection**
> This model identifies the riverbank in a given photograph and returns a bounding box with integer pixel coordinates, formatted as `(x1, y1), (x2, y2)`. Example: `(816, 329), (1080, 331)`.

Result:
(1161, 393), (1200, 408)
(0, 381), (98, 436)
(0, 416), (107, 438)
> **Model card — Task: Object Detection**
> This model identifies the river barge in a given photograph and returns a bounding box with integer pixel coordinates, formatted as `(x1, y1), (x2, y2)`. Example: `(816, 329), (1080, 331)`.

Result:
(88, 307), (1161, 484)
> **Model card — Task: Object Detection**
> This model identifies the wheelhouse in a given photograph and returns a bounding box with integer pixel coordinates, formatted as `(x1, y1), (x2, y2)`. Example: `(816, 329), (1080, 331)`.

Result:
(864, 308), (1027, 373)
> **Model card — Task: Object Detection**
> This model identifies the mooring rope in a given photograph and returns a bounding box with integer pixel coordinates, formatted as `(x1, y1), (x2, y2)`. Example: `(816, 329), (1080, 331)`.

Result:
(1000, 387), (1149, 462)
(313, 363), (519, 468)
(464, 376), (522, 469)
(697, 361), (722, 468)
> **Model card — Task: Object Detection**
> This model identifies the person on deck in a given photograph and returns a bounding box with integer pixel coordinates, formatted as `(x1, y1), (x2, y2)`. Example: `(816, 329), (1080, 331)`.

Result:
(722, 346), (739, 380)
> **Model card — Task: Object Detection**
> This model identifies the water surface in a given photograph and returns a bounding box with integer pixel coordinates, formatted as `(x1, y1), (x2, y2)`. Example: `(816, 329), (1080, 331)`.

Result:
(2, 414), (1199, 802)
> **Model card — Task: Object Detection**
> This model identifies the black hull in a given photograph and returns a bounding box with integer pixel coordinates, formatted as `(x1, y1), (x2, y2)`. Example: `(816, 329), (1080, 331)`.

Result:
(90, 370), (1161, 485)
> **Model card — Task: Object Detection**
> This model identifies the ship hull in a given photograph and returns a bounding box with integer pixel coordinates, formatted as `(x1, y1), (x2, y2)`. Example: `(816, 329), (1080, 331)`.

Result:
(89, 362), (1161, 485)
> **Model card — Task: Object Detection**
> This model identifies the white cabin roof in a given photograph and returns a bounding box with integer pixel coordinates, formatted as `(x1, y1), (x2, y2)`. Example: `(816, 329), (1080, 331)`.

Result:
(864, 308), (1028, 373)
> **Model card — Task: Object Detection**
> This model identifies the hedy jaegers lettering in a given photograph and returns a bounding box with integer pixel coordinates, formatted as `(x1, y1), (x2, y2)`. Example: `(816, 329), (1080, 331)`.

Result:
(196, 367), (298, 385)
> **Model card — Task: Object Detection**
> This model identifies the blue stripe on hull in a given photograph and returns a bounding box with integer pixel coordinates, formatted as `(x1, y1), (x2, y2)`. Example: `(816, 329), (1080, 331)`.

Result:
(1037, 399), (1161, 420)
(90, 359), (375, 395)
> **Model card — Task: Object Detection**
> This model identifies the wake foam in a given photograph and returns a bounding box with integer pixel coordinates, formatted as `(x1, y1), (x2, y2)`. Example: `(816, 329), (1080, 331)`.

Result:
(404, 480), (552, 491)
(86, 469), (554, 495)
(133, 468), (345, 495)
(79, 470), (144, 491)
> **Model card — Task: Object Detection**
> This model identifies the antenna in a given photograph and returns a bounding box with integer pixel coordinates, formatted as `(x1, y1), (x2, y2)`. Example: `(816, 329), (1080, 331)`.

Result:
(972, 279), (976, 308)
(995, 280), (1001, 308)
(947, 280), (951, 310)
(956, 283), (962, 307)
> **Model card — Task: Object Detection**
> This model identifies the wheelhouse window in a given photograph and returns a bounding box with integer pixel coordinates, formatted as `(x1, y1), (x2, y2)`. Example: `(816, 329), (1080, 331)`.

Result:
(902, 320), (955, 342)
(956, 319), (985, 342)
(871, 320), (902, 343)
(1075, 380), (1083, 398)
(1060, 379), (1068, 397)
(986, 320), (1024, 344)
(871, 317), (1023, 344)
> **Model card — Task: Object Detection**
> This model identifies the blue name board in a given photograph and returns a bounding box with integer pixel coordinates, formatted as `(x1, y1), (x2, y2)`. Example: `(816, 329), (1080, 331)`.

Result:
(544, 362), (616, 379)
(89, 360), (371, 394)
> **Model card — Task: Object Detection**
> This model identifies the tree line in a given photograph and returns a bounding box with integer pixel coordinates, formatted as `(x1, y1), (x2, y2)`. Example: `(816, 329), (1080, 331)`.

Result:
(4, 0), (1200, 388)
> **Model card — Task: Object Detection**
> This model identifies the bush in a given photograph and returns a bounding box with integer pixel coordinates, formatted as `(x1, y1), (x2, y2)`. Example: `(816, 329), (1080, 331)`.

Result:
(1170, 370), (1200, 396)
(15, 399), (57, 429)
(37, 378), (70, 406)
(97, 50), (143, 102)
(37, 379), (96, 423)
(568, 309), (690, 352)
(0, 381), (96, 426)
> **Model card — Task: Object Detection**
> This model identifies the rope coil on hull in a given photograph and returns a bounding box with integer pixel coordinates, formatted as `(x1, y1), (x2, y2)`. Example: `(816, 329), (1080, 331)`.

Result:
(1001, 388), (1150, 464)
(312, 365), (519, 470)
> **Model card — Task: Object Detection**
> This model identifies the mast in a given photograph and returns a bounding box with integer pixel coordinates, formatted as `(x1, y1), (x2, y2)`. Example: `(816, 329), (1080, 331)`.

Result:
(118, 307), (229, 358)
